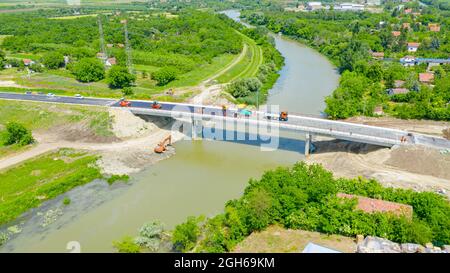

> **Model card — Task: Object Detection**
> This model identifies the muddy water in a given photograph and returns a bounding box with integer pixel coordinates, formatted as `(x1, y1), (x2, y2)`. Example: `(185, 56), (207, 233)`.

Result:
(3, 10), (339, 252)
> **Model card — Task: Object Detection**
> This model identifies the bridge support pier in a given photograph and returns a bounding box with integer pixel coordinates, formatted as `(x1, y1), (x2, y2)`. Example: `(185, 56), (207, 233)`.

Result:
(191, 118), (203, 140)
(304, 133), (312, 157)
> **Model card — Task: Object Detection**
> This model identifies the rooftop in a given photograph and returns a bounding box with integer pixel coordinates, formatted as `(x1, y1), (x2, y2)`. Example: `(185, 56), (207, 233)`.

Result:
(337, 193), (413, 218)
(419, 72), (434, 83)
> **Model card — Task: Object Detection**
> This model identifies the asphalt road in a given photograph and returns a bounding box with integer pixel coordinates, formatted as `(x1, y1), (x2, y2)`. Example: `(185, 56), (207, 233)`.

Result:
(0, 92), (116, 106)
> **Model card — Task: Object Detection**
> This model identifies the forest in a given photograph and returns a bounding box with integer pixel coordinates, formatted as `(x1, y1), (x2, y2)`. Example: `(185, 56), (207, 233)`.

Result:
(171, 162), (450, 253)
(241, 3), (450, 120)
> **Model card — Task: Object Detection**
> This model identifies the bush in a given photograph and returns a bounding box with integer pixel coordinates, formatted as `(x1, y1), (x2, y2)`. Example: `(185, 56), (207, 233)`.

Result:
(152, 67), (177, 86)
(134, 221), (165, 251)
(113, 236), (141, 253)
(107, 66), (136, 89)
(63, 197), (71, 206)
(69, 58), (105, 83)
(3, 122), (34, 146)
(226, 77), (262, 98)
(41, 52), (65, 69)
(122, 87), (134, 97)
(172, 216), (202, 252)
(29, 63), (44, 73)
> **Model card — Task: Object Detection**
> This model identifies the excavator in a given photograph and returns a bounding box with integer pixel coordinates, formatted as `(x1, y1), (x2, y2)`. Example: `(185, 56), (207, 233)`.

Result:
(151, 101), (162, 109)
(119, 98), (131, 107)
(279, 111), (288, 121)
(154, 135), (172, 153)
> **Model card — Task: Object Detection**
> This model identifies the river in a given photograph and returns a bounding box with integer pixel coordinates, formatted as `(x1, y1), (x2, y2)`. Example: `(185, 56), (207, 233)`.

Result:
(2, 10), (339, 253)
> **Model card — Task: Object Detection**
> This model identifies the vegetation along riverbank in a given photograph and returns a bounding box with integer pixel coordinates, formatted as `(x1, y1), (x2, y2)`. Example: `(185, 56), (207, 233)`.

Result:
(241, 3), (450, 120)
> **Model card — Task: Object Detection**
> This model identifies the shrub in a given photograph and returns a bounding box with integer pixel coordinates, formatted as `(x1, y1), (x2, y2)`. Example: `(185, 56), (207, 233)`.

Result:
(107, 66), (136, 89)
(134, 221), (165, 251)
(3, 122), (34, 146)
(41, 52), (65, 69)
(63, 197), (71, 206)
(172, 216), (202, 252)
(113, 236), (141, 253)
(69, 58), (105, 82)
(226, 77), (262, 98)
(152, 67), (177, 86)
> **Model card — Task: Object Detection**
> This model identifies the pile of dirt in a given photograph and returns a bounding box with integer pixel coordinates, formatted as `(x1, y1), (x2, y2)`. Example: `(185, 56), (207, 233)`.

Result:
(307, 138), (450, 198)
(386, 145), (450, 180)
(109, 108), (158, 139)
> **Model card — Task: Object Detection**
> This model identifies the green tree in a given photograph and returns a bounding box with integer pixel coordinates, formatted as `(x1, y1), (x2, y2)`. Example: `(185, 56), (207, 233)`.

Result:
(113, 236), (141, 253)
(41, 52), (65, 69)
(122, 87), (134, 96)
(0, 50), (5, 70)
(107, 66), (136, 89)
(152, 67), (177, 86)
(226, 78), (262, 98)
(172, 216), (202, 252)
(69, 58), (105, 83)
(3, 122), (34, 146)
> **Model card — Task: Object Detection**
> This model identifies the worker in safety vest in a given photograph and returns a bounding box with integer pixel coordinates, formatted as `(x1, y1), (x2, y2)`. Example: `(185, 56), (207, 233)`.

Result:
(222, 105), (227, 117)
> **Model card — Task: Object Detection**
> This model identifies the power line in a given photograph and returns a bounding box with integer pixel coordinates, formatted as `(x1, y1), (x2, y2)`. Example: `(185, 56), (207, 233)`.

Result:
(97, 16), (107, 61)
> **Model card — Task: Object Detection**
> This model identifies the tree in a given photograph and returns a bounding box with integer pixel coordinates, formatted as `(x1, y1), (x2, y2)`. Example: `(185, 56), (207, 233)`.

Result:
(339, 40), (370, 72)
(172, 216), (202, 252)
(3, 122), (34, 146)
(134, 221), (165, 251)
(152, 67), (177, 86)
(29, 63), (44, 73)
(226, 77), (262, 98)
(113, 236), (141, 253)
(122, 87), (134, 96)
(107, 66), (136, 89)
(69, 58), (105, 83)
(0, 50), (5, 70)
(41, 52), (65, 69)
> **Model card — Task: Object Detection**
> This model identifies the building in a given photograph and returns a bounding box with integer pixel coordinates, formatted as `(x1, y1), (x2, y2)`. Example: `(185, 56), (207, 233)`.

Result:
(407, 42), (420, 52)
(428, 23), (440, 32)
(105, 57), (117, 67)
(365, 0), (381, 5)
(404, 8), (412, 14)
(23, 59), (34, 66)
(373, 105), (384, 116)
(371, 52), (384, 60)
(391, 31), (401, 37)
(419, 72), (434, 84)
(96, 52), (107, 59)
(388, 88), (410, 96)
(106, 43), (114, 48)
(335, 3), (365, 11)
(400, 55), (416, 66)
(394, 80), (405, 88)
(306, 2), (322, 10)
(402, 23), (411, 30)
(117, 43), (125, 48)
(337, 193), (413, 219)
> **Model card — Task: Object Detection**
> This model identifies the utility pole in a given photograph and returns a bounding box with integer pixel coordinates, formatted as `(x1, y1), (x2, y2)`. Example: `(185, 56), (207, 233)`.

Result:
(97, 16), (107, 61)
(121, 19), (133, 74)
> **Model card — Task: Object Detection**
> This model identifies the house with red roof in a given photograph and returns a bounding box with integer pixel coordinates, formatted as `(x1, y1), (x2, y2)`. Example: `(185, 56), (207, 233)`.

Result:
(428, 23), (440, 32)
(407, 42), (420, 52)
(419, 72), (434, 84)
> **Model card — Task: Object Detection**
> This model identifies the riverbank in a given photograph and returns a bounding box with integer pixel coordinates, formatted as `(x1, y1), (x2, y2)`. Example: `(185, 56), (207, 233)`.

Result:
(306, 138), (450, 198)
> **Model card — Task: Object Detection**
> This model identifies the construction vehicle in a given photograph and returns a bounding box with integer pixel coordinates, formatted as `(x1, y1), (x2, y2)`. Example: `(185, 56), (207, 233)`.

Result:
(279, 111), (288, 121)
(119, 98), (131, 107)
(154, 135), (172, 153)
(151, 101), (162, 109)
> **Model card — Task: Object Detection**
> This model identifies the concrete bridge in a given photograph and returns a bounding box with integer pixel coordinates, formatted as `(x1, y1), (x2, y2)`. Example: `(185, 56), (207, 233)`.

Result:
(1, 92), (449, 155)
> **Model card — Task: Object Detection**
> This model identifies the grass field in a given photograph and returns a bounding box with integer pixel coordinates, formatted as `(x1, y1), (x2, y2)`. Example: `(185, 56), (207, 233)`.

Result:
(0, 148), (102, 226)
(216, 33), (263, 83)
(0, 100), (113, 158)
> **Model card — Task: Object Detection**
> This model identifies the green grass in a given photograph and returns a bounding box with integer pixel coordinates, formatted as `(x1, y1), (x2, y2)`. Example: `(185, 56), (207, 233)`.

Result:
(0, 35), (11, 45)
(0, 100), (114, 157)
(0, 148), (102, 225)
(7, 53), (41, 60)
(216, 33), (263, 83)
(107, 174), (130, 185)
